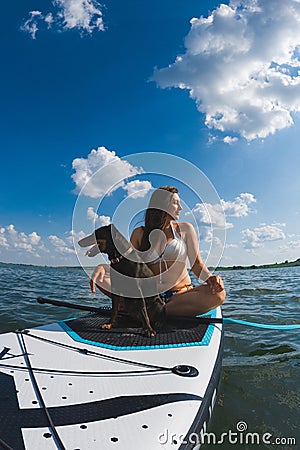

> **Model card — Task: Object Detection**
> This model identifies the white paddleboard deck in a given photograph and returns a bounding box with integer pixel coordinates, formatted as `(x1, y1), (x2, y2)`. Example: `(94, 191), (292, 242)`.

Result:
(0, 307), (223, 450)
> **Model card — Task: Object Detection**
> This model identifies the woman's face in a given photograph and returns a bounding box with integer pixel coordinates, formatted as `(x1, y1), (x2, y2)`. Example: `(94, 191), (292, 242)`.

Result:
(168, 193), (183, 220)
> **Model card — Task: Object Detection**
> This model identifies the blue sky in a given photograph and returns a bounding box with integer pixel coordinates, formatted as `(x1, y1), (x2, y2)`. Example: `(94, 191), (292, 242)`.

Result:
(1, 0), (300, 267)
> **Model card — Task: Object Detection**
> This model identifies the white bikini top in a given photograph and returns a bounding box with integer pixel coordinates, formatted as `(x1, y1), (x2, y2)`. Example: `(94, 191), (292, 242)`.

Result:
(146, 222), (187, 283)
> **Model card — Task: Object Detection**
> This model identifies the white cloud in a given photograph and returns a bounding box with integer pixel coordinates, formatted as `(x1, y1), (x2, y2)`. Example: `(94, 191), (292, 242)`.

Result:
(52, 229), (89, 253)
(188, 192), (256, 243)
(212, 236), (223, 247)
(286, 233), (299, 239)
(21, 0), (104, 38)
(153, 0), (300, 141)
(87, 207), (99, 221)
(221, 193), (256, 217)
(254, 225), (286, 241)
(190, 202), (230, 230)
(0, 224), (88, 262)
(0, 224), (44, 256)
(45, 13), (55, 27)
(272, 222), (286, 228)
(87, 207), (111, 226)
(28, 231), (41, 245)
(97, 215), (111, 227)
(67, 229), (87, 243)
(123, 180), (153, 199)
(223, 136), (238, 145)
(55, 0), (104, 32)
(48, 234), (76, 254)
(20, 11), (42, 39)
(226, 243), (238, 248)
(0, 228), (9, 249)
(241, 228), (263, 249)
(242, 224), (286, 249)
(279, 240), (300, 251)
(72, 146), (144, 198)
(189, 192), (256, 229)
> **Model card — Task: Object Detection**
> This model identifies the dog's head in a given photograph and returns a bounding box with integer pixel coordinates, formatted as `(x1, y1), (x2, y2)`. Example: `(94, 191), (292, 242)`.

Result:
(93, 225), (112, 254)
(78, 224), (130, 259)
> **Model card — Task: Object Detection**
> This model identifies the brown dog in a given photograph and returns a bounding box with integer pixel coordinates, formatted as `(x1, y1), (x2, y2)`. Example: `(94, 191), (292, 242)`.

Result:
(79, 224), (165, 337)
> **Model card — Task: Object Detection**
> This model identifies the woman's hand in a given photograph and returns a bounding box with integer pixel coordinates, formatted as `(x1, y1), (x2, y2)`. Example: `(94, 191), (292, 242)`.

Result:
(90, 265), (106, 293)
(206, 275), (224, 295)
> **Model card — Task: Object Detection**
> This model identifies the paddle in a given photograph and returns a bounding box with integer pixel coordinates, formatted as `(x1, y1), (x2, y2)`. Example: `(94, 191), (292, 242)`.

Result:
(37, 297), (220, 325)
(36, 297), (300, 330)
(37, 297), (105, 313)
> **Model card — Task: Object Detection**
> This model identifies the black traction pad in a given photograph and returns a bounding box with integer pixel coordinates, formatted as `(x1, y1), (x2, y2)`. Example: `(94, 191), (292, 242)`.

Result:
(63, 313), (210, 348)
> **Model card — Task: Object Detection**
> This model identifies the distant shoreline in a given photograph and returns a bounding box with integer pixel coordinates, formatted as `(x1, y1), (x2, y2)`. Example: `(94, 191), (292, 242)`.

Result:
(1, 258), (300, 271)
(0, 261), (86, 269)
(215, 258), (300, 271)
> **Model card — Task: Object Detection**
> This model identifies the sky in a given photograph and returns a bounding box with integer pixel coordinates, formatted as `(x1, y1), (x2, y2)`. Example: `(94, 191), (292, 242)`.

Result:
(1, 0), (300, 267)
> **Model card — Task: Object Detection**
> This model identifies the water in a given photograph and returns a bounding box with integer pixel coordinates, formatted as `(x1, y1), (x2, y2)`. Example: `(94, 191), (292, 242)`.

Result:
(0, 263), (299, 449)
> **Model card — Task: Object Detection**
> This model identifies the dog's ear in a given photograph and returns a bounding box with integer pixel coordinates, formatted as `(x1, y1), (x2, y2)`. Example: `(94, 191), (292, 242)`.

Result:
(78, 232), (97, 247)
(78, 226), (108, 257)
(110, 224), (117, 240)
(79, 226), (110, 247)
(94, 226), (110, 242)
(85, 244), (101, 257)
(107, 224), (118, 249)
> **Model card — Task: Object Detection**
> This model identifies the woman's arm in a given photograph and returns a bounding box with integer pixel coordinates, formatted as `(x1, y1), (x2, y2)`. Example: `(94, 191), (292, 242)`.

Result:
(89, 264), (111, 293)
(182, 222), (211, 280)
(130, 227), (143, 250)
(182, 222), (224, 294)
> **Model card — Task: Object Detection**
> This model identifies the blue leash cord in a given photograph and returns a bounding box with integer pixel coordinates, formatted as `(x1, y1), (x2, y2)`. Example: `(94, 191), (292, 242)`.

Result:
(223, 318), (300, 330)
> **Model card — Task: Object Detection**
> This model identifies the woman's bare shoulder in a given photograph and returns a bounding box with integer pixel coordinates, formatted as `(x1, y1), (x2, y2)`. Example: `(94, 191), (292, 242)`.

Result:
(173, 221), (194, 232)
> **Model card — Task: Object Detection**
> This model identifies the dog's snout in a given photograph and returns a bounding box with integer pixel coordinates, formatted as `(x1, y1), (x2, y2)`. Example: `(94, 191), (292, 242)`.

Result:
(97, 239), (107, 252)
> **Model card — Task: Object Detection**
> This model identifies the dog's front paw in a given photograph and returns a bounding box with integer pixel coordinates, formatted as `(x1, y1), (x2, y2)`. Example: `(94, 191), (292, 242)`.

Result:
(100, 323), (113, 330)
(144, 328), (156, 337)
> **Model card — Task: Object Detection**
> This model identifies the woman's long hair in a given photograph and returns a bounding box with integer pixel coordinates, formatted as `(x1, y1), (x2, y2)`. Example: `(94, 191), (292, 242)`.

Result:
(140, 186), (178, 252)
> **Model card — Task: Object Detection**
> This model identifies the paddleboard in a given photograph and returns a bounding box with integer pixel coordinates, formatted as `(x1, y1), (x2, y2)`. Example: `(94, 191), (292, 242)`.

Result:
(0, 306), (223, 449)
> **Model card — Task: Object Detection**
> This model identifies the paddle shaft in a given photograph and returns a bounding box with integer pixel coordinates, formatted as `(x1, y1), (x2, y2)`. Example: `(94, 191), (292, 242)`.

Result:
(36, 297), (222, 324)
(37, 297), (299, 329)
(37, 297), (106, 314)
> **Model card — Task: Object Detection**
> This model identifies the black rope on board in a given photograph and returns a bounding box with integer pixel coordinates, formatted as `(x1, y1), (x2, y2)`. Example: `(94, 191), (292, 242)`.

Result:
(16, 332), (67, 450)
(16, 330), (172, 372)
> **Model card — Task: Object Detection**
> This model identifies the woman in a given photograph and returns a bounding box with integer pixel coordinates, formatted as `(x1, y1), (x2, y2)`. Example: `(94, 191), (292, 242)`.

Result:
(90, 186), (225, 316)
